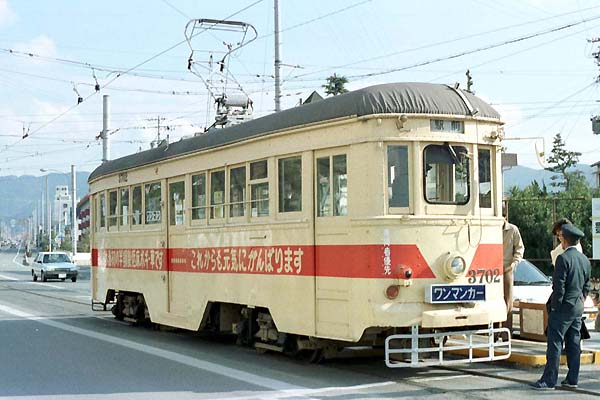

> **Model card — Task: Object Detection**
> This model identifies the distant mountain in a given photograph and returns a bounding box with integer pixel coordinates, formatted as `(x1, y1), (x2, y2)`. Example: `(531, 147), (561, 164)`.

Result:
(503, 164), (595, 193)
(0, 172), (90, 221)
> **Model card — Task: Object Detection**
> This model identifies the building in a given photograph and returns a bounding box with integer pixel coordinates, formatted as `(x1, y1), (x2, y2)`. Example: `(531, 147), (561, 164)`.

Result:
(592, 161), (600, 188)
(53, 185), (71, 227)
(77, 193), (90, 239)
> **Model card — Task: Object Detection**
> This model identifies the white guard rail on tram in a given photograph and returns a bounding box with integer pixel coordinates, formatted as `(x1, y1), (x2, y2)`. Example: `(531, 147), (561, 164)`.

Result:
(385, 324), (511, 368)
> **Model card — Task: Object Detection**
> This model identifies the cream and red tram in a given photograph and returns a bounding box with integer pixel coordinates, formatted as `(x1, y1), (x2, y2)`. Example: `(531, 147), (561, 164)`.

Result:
(89, 82), (510, 367)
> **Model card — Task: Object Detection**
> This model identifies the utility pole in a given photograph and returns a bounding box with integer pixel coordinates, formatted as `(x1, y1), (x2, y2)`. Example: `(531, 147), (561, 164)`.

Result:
(102, 94), (110, 163)
(274, 0), (282, 112)
(147, 116), (168, 147)
(71, 164), (77, 256)
(46, 175), (51, 252)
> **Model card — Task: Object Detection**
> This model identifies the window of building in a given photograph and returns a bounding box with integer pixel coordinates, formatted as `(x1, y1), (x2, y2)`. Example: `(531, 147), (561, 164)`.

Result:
(211, 170), (225, 219)
(191, 173), (207, 221)
(278, 156), (302, 213)
(478, 148), (492, 208)
(169, 181), (185, 226)
(131, 185), (142, 225)
(430, 119), (464, 133)
(388, 146), (409, 208)
(99, 193), (106, 228)
(229, 166), (246, 218)
(250, 160), (269, 217)
(316, 154), (347, 217)
(144, 182), (162, 224)
(424, 144), (470, 204)
(120, 187), (129, 226)
(108, 190), (118, 227)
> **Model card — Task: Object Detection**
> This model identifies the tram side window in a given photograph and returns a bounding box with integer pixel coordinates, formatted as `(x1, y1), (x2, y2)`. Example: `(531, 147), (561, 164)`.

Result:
(211, 170), (225, 219)
(230, 166), (246, 218)
(99, 193), (106, 228)
(387, 146), (409, 208)
(278, 157), (302, 213)
(120, 187), (129, 226)
(317, 155), (347, 217)
(317, 157), (330, 216)
(131, 185), (142, 225)
(478, 149), (492, 208)
(250, 160), (269, 217)
(108, 190), (118, 227)
(424, 144), (470, 204)
(191, 173), (207, 220)
(169, 181), (185, 225)
(144, 182), (162, 224)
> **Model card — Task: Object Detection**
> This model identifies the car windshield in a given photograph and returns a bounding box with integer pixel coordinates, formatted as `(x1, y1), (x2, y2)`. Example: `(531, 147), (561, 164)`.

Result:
(514, 260), (551, 285)
(43, 254), (71, 263)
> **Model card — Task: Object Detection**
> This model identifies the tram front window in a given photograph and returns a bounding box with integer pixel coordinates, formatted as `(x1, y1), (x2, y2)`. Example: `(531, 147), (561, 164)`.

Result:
(478, 148), (492, 208)
(424, 144), (469, 204)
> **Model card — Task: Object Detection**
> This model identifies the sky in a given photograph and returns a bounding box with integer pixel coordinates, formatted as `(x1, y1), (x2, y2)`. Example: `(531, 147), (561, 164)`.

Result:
(1, 0), (600, 176)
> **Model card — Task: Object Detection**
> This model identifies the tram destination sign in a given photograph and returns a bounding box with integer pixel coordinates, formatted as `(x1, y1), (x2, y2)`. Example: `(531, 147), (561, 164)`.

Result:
(425, 284), (486, 304)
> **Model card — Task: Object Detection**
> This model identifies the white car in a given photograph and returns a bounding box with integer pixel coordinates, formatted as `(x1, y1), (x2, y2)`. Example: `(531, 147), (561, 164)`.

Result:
(31, 252), (78, 282)
(513, 259), (596, 322)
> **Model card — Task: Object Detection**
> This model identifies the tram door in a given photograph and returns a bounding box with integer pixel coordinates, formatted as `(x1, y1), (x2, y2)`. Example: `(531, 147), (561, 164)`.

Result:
(165, 177), (186, 315)
(314, 150), (351, 339)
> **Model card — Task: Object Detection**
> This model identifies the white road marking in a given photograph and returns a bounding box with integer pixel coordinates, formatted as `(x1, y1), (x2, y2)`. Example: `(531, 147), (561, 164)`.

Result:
(24, 281), (65, 289)
(0, 380), (399, 400)
(0, 274), (19, 281)
(0, 302), (309, 394)
(410, 374), (470, 382)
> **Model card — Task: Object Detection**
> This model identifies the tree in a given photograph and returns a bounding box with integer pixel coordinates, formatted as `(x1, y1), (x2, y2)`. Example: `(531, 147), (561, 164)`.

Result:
(544, 133), (582, 191)
(322, 74), (349, 96)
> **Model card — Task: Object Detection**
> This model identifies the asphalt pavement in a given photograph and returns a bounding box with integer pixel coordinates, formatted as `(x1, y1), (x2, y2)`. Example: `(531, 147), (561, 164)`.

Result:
(1, 248), (600, 399)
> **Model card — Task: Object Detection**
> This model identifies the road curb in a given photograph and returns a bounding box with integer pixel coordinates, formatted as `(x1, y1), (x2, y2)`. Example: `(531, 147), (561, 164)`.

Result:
(451, 347), (596, 367)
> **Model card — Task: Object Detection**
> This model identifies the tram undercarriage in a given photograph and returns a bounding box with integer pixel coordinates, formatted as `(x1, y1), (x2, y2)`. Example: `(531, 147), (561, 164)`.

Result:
(99, 290), (510, 366)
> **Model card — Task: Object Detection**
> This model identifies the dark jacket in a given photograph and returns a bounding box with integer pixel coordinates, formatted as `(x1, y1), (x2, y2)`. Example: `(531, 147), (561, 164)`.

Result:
(550, 247), (591, 312)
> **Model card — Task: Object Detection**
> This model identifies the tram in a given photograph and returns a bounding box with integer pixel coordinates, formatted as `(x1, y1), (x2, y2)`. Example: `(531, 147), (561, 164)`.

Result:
(89, 82), (511, 367)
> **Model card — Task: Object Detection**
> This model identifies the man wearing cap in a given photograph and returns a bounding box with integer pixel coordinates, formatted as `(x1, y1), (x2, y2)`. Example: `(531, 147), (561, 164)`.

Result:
(533, 224), (591, 390)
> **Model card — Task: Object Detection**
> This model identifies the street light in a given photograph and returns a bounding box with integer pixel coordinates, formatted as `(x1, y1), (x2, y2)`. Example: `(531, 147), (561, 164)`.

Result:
(40, 169), (51, 252)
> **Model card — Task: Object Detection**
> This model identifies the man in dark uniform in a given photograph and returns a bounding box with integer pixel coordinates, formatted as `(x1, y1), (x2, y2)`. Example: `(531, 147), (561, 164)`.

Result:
(533, 224), (591, 390)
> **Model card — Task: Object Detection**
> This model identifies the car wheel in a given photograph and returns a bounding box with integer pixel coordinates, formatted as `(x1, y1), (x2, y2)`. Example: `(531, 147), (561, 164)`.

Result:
(71, 277), (77, 282)
(32, 271), (37, 282)
(41, 271), (47, 282)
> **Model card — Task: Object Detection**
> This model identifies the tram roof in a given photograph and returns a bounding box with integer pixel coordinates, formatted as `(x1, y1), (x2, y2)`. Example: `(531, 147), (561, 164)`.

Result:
(89, 82), (500, 182)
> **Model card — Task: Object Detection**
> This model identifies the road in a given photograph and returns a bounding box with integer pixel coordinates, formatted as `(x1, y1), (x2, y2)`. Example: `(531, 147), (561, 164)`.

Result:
(0, 249), (599, 399)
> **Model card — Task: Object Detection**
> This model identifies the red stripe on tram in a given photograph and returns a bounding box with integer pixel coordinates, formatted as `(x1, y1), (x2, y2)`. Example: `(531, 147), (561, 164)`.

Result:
(92, 244), (439, 279)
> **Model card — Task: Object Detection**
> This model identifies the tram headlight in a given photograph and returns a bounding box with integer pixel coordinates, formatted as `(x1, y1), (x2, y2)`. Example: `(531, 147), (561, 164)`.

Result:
(444, 254), (466, 281)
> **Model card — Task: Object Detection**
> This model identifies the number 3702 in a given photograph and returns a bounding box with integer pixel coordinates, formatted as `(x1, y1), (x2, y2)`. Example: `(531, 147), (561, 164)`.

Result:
(467, 268), (501, 284)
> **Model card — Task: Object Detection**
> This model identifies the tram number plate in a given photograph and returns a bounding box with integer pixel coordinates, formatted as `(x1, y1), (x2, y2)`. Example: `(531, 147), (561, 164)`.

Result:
(426, 284), (486, 304)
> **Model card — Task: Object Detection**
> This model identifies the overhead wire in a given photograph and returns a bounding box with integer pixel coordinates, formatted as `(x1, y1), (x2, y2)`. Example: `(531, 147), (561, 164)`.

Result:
(287, 4), (600, 81)
(0, 0), (266, 162)
(345, 14), (600, 80)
